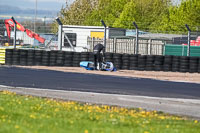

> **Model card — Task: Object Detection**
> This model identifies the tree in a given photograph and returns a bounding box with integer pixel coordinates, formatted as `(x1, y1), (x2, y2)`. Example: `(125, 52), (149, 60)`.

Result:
(149, 0), (172, 32)
(134, 0), (171, 30)
(60, 0), (98, 25)
(51, 0), (98, 32)
(153, 0), (200, 33)
(84, 0), (130, 27)
(184, 0), (200, 31)
(52, 0), (200, 33)
(113, 0), (137, 29)
(113, 0), (171, 30)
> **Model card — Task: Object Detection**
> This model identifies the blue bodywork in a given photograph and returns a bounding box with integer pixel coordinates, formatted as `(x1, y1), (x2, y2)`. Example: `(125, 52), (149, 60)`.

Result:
(80, 61), (95, 70)
(80, 61), (116, 71)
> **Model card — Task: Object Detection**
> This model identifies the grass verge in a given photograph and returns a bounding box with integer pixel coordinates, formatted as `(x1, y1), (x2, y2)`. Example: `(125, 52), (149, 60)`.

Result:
(0, 90), (199, 133)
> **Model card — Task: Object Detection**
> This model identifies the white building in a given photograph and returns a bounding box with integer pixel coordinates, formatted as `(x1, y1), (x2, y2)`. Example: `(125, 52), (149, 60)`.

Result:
(61, 25), (126, 52)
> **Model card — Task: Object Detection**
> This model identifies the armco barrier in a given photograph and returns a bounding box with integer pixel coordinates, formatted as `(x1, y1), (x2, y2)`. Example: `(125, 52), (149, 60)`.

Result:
(3, 49), (200, 73)
(0, 48), (6, 64)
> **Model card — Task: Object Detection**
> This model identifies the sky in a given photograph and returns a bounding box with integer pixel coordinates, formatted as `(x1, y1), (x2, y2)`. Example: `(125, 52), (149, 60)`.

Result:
(0, 0), (74, 11)
(0, 0), (180, 20)
(0, 0), (180, 11)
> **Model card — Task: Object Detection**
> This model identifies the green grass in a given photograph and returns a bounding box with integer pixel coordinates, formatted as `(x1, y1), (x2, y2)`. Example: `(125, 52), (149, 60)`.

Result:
(0, 90), (199, 133)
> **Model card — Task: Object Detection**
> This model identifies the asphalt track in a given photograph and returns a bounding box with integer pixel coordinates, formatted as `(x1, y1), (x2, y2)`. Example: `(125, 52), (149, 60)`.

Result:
(0, 66), (200, 99)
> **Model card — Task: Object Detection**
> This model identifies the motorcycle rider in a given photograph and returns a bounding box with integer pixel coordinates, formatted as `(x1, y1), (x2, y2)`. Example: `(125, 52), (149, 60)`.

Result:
(93, 43), (105, 70)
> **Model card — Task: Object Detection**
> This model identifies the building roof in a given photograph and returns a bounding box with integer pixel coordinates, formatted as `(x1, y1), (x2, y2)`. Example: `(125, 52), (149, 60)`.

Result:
(63, 25), (126, 31)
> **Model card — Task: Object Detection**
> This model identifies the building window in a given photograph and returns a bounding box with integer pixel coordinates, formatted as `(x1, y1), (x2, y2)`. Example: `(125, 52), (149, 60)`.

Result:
(64, 33), (77, 47)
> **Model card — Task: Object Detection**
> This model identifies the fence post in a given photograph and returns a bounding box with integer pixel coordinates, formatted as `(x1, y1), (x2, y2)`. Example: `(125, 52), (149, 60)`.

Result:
(162, 41), (166, 55)
(149, 39), (152, 55)
(92, 37), (95, 52)
(56, 17), (63, 51)
(185, 24), (191, 56)
(182, 45), (185, 56)
(107, 38), (110, 52)
(112, 38), (115, 53)
(133, 39), (135, 54)
(161, 43), (164, 56)
(101, 20), (107, 53)
(114, 38), (117, 53)
(11, 17), (17, 49)
(145, 40), (148, 55)
(133, 22), (139, 54)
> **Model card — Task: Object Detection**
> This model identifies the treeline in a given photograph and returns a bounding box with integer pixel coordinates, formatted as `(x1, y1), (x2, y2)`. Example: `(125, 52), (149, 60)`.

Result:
(53, 0), (200, 33)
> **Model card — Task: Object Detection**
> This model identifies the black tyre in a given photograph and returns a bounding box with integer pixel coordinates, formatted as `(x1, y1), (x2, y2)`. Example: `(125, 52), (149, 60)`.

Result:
(35, 62), (42, 66)
(129, 66), (138, 70)
(13, 49), (20, 55)
(56, 60), (64, 66)
(6, 54), (12, 58)
(121, 66), (129, 70)
(154, 65), (163, 71)
(65, 55), (73, 58)
(130, 54), (139, 61)
(64, 63), (72, 67)
(5, 59), (12, 65)
(73, 57), (80, 61)
(27, 62), (34, 66)
(35, 50), (43, 56)
(12, 61), (20, 65)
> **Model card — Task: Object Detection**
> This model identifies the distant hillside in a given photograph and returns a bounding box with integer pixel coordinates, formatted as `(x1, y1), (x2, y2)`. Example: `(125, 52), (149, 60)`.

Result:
(0, 5), (57, 17)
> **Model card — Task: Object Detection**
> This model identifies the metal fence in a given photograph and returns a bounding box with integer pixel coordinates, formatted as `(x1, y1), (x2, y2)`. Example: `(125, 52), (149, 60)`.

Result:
(87, 37), (164, 55)
(164, 32), (200, 57)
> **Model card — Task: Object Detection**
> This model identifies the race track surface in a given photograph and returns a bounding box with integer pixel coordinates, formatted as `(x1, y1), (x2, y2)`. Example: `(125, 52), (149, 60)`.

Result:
(0, 66), (200, 99)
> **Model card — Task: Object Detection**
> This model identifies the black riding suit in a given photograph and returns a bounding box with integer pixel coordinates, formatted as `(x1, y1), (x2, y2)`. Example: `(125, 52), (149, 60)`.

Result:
(93, 43), (105, 70)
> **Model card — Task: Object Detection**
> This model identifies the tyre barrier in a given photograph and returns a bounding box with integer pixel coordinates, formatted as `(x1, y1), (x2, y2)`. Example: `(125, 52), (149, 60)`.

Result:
(163, 55), (172, 72)
(88, 52), (94, 62)
(5, 49), (12, 65)
(73, 52), (81, 67)
(129, 54), (138, 70)
(113, 53), (122, 69)
(12, 49), (20, 65)
(189, 57), (198, 73)
(56, 51), (65, 66)
(49, 50), (57, 66)
(19, 49), (28, 66)
(81, 52), (89, 62)
(179, 56), (189, 73)
(198, 58), (200, 73)
(154, 55), (164, 71)
(172, 56), (180, 72)
(64, 51), (74, 67)
(42, 51), (50, 66)
(34, 50), (43, 66)
(122, 54), (130, 70)
(138, 55), (147, 71)
(0, 48), (6, 65)
(146, 55), (155, 71)
(4, 49), (200, 73)
(105, 52), (113, 62)
(27, 50), (35, 66)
